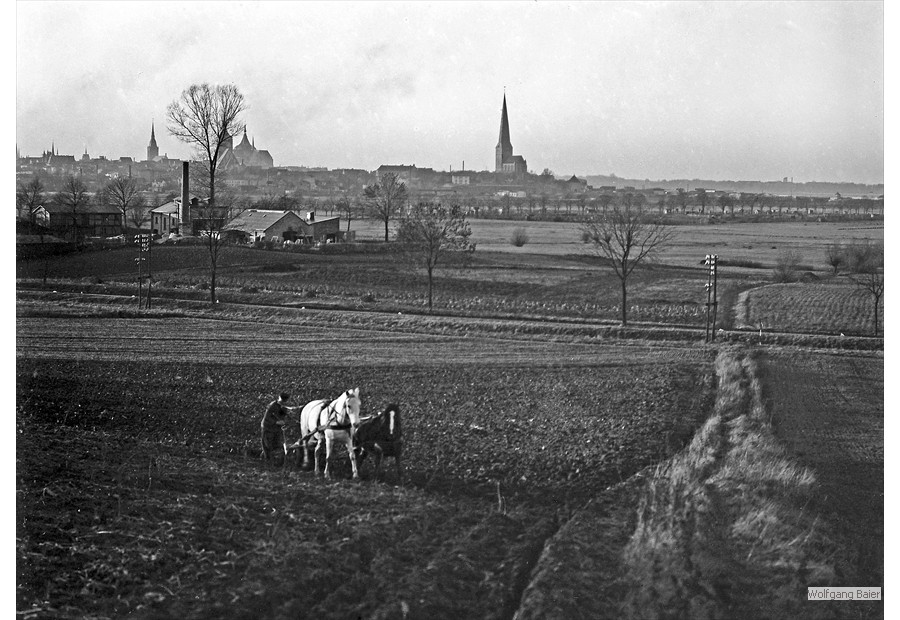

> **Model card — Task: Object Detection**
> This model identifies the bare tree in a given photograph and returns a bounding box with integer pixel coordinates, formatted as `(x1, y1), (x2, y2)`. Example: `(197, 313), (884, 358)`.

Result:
(598, 194), (614, 213)
(824, 242), (844, 275)
(581, 206), (674, 326)
(16, 177), (50, 283)
(363, 172), (407, 242)
(128, 204), (151, 230)
(167, 83), (246, 213)
(17, 177), (45, 224)
(716, 193), (733, 216)
(851, 243), (884, 336)
(632, 193), (647, 214)
(738, 192), (759, 216)
(53, 176), (90, 245)
(335, 195), (355, 233)
(696, 189), (708, 214)
(675, 188), (687, 213)
(772, 250), (802, 283)
(844, 239), (879, 274)
(656, 195), (666, 215)
(104, 176), (145, 234)
(396, 202), (475, 313)
(166, 83), (246, 303)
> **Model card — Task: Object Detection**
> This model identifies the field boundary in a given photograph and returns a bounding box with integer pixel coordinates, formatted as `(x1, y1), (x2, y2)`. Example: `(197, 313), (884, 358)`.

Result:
(617, 347), (850, 618)
(511, 473), (649, 619)
(16, 289), (882, 352)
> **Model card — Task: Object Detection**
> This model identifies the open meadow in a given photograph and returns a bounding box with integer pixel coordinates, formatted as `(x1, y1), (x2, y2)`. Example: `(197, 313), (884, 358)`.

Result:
(350, 217), (884, 268)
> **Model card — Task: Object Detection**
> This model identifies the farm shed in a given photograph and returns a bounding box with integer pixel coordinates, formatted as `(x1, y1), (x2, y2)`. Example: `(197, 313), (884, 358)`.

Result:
(223, 209), (306, 243)
(151, 196), (201, 237)
(302, 211), (341, 243)
(150, 201), (180, 236)
(42, 202), (123, 240)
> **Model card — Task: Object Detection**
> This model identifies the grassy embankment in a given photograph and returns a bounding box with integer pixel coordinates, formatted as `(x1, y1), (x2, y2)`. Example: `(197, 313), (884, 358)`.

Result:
(619, 348), (851, 619)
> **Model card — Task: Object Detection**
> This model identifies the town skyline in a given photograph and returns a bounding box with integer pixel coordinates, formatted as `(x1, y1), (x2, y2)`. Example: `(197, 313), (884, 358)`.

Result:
(17, 2), (884, 184)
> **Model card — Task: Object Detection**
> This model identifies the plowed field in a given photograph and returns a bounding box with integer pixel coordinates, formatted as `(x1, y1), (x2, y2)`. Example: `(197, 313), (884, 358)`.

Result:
(740, 281), (882, 336)
(17, 309), (716, 619)
(760, 350), (884, 591)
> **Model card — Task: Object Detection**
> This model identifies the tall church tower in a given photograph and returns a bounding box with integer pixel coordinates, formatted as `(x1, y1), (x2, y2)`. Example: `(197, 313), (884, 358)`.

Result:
(147, 122), (159, 161)
(495, 94), (513, 172)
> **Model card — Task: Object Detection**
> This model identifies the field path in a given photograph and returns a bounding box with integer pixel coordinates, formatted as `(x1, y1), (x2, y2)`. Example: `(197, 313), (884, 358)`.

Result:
(760, 350), (883, 589)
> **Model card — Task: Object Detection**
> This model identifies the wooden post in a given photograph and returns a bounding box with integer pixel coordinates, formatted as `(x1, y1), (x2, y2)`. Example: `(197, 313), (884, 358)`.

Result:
(711, 255), (718, 341)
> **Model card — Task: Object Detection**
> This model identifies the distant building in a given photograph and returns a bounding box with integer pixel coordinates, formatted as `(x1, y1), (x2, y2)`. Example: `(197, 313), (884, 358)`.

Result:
(495, 94), (527, 175)
(146, 123), (159, 161)
(375, 164), (444, 188)
(218, 127), (274, 170)
(222, 209), (340, 244)
(451, 172), (472, 185)
(566, 175), (588, 192)
(150, 199), (196, 236)
(222, 209), (306, 243)
(43, 202), (123, 239)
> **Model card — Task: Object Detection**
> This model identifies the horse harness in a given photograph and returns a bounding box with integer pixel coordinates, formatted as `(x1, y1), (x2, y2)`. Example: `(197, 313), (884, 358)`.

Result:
(322, 392), (354, 432)
(289, 391), (355, 446)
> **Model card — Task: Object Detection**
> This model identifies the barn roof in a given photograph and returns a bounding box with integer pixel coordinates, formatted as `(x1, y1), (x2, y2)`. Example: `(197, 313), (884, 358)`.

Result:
(222, 209), (304, 233)
(43, 202), (121, 215)
(150, 201), (180, 214)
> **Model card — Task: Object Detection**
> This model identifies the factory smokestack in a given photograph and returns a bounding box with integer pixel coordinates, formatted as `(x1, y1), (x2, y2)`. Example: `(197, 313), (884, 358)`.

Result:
(180, 161), (190, 235)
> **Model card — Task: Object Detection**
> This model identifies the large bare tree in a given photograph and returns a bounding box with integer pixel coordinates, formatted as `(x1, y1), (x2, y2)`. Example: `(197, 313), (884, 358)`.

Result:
(166, 83), (246, 213)
(396, 202), (474, 313)
(17, 177), (45, 224)
(581, 206), (674, 326)
(363, 172), (408, 242)
(104, 176), (145, 234)
(53, 176), (90, 245)
(166, 83), (246, 303)
(851, 242), (884, 336)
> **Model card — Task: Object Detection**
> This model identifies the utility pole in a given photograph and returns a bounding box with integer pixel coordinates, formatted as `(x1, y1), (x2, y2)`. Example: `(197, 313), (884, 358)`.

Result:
(704, 254), (718, 342)
(134, 233), (152, 309)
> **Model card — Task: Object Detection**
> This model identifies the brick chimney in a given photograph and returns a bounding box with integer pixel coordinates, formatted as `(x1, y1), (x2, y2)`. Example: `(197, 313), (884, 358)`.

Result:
(180, 161), (190, 235)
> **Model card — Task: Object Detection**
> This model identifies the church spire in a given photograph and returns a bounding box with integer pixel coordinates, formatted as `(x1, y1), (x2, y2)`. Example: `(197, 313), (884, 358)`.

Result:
(495, 93), (514, 172)
(498, 94), (511, 147)
(147, 121), (159, 161)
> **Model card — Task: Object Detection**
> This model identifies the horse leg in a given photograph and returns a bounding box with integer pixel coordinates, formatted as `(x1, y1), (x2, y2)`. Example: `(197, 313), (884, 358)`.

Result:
(314, 435), (325, 476)
(303, 443), (313, 471)
(347, 435), (359, 480)
(372, 445), (384, 480)
(324, 434), (334, 479)
(395, 450), (403, 483)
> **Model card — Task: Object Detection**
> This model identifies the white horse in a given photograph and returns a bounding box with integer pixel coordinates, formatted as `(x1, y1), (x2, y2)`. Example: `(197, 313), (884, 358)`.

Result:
(298, 388), (362, 479)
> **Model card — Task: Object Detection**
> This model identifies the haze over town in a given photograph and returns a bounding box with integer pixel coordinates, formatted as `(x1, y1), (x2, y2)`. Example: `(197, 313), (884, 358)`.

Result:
(16, 1), (884, 185)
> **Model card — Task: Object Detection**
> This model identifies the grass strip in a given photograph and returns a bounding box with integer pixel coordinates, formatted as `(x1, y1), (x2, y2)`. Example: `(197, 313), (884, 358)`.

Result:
(621, 347), (848, 619)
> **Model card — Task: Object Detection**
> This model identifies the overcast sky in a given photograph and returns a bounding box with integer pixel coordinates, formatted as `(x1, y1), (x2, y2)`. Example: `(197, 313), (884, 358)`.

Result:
(16, 1), (884, 183)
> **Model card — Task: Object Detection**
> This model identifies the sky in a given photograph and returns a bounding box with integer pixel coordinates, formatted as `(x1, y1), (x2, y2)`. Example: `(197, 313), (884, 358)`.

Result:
(15, 1), (885, 184)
